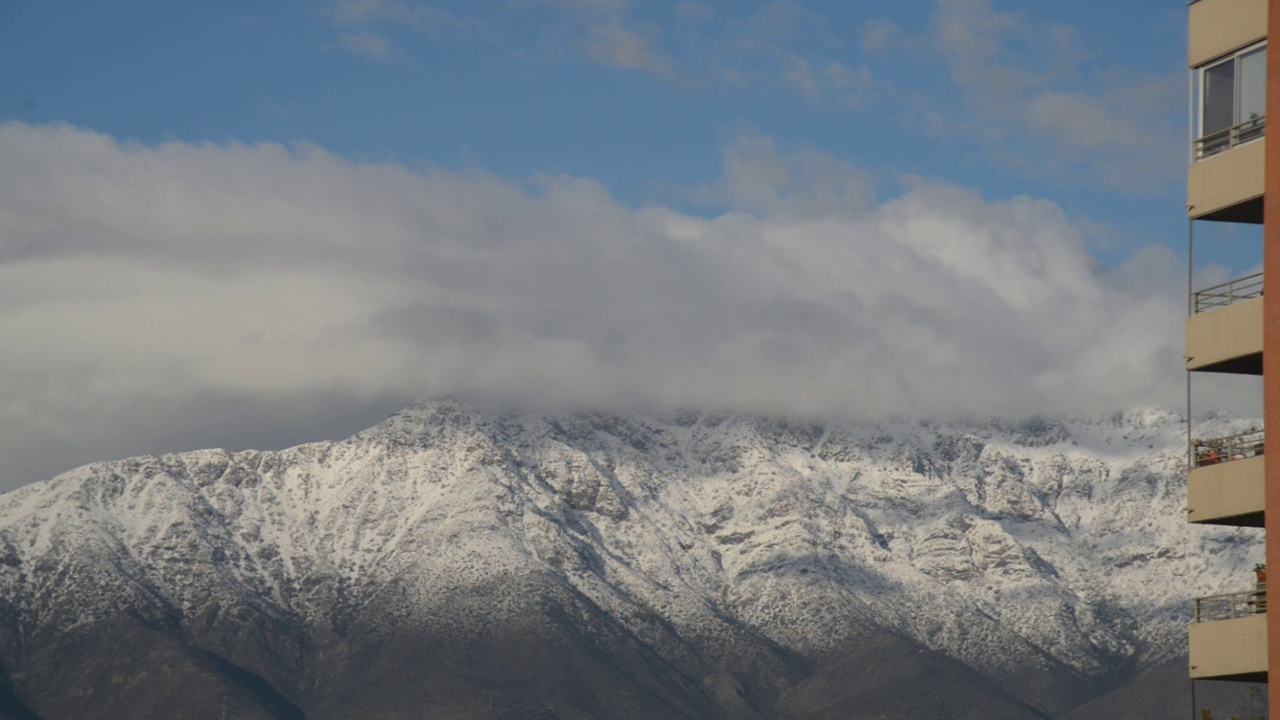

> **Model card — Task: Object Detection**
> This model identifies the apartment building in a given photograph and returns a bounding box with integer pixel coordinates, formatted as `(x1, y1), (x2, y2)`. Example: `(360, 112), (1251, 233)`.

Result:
(1185, 0), (1270, 700)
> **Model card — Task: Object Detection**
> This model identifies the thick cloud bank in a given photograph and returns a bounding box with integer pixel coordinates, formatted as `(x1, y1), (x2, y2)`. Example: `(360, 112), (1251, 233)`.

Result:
(0, 122), (1187, 489)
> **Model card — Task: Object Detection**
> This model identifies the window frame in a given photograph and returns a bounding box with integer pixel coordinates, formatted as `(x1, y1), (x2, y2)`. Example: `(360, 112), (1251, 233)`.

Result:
(1193, 40), (1267, 161)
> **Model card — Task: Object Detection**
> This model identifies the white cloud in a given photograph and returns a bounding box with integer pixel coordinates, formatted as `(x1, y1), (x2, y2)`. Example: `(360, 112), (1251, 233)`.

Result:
(0, 123), (1190, 490)
(322, 1), (876, 104)
(694, 132), (875, 216)
(824, 61), (876, 109)
(338, 30), (397, 60)
(860, 17), (901, 53)
(781, 54), (821, 101)
(540, 0), (631, 13)
(583, 18), (677, 79)
(675, 1), (714, 25)
(328, 0), (388, 26)
(327, 0), (677, 81)
(930, 0), (1037, 91)
(326, 0), (490, 49)
(888, 0), (1183, 193)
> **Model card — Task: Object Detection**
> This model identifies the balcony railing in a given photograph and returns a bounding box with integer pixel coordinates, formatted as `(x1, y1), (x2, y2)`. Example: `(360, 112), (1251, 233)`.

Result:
(1195, 116), (1266, 160)
(1191, 429), (1264, 468)
(1193, 583), (1267, 622)
(1193, 272), (1263, 314)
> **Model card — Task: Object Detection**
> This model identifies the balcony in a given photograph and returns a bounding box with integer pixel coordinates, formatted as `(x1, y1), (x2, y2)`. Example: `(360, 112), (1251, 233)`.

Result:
(1188, 429), (1265, 526)
(1188, 135), (1265, 223)
(1186, 273), (1263, 373)
(1196, 117), (1266, 160)
(1190, 584), (1268, 681)
(1189, 0), (1267, 69)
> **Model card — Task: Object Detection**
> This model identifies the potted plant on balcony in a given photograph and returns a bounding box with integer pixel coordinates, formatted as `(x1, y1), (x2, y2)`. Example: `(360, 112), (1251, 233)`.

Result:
(1252, 564), (1269, 615)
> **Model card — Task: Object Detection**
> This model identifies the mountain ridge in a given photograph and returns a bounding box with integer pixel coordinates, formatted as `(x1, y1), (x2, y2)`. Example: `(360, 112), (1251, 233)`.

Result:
(0, 400), (1263, 719)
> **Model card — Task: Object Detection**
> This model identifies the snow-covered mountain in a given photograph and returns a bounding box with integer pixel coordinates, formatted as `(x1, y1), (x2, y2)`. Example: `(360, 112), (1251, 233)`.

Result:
(0, 400), (1263, 719)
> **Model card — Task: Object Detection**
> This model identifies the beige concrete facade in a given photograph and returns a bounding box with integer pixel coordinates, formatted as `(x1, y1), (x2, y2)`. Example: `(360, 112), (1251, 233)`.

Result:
(1189, 0), (1268, 68)
(1190, 613), (1268, 679)
(1184, 0), (1271, 698)
(1188, 454), (1266, 525)
(1188, 137), (1266, 221)
(1186, 295), (1263, 372)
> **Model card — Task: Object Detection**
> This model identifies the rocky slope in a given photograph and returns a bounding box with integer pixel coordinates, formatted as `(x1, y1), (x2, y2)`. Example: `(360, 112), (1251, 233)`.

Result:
(0, 400), (1263, 719)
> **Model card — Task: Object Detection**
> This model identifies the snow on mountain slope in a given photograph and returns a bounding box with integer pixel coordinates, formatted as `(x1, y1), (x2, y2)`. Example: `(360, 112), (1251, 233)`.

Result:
(0, 400), (1262, 713)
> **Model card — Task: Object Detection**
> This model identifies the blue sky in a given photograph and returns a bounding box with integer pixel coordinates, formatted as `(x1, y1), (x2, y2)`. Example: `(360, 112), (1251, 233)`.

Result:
(2, 0), (1210, 258)
(0, 1), (1262, 489)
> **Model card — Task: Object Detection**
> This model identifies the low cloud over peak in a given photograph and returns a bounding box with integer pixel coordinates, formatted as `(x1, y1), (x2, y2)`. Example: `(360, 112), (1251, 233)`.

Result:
(0, 122), (1187, 490)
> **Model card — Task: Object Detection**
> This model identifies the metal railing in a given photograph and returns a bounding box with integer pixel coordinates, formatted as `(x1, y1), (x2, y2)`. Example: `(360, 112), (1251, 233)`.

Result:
(1193, 583), (1266, 622)
(1190, 428), (1264, 468)
(1193, 272), (1263, 314)
(1195, 116), (1266, 160)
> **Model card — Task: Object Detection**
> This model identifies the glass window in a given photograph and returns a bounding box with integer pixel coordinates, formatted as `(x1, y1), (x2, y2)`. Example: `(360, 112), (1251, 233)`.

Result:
(1238, 46), (1267, 124)
(1203, 60), (1235, 136)
(1196, 42), (1267, 159)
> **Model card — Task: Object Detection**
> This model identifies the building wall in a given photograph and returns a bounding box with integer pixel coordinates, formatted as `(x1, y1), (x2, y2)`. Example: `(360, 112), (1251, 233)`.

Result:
(1191, 0), (1269, 67)
(1263, 0), (1280, 710)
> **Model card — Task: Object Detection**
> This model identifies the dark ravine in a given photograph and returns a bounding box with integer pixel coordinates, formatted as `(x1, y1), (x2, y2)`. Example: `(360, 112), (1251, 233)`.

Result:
(0, 400), (1264, 718)
(0, 659), (40, 720)
(195, 648), (308, 720)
